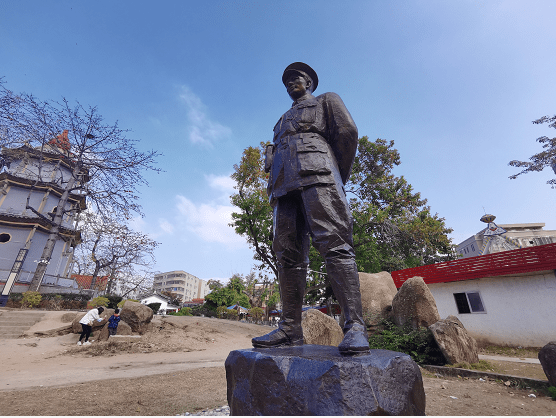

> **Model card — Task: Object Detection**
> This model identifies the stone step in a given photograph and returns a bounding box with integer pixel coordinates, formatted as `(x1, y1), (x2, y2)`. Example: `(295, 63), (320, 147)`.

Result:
(0, 312), (44, 317)
(0, 320), (40, 326)
(0, 324), (36, 328)
(0, 311), (44, 339)
(0, 332), (24, 339)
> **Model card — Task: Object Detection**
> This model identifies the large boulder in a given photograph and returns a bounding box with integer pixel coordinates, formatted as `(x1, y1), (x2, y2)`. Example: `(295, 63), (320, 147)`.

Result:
(538, 341), (556, 386)
(71, 308), (113, 333)
(61, 312), (78, 323)
(302, 309), (344, 346)
(226, 346), (426, 415)
(120, 301), (153, 333)
(391, 276), (440, 329)
(339, 271), (397, 331)
(98, 320), (133, 341)
(429, 315), (479, 364)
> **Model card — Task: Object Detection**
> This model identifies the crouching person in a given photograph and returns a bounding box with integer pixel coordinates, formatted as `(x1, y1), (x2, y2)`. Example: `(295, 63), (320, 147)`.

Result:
(108, 308), (121, 336)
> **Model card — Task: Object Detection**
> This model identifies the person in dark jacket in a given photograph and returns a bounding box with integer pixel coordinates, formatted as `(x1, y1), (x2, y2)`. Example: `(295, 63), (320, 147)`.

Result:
(107, 308), (121, 336)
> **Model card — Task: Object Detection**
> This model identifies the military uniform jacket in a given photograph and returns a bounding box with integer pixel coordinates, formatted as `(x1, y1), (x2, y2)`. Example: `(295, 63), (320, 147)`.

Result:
(266, 92), (358, 204)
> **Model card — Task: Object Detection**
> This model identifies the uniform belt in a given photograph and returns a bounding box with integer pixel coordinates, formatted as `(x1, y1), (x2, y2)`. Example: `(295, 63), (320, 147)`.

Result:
(275, 132), (317, 146)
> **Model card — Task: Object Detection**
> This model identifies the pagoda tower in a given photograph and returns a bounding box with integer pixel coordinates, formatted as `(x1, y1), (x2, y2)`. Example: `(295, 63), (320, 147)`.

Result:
(0, 131), (85, 305)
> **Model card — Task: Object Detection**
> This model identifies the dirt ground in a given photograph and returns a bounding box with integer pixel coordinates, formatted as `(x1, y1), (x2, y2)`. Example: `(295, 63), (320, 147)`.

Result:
(1, 310), (554, 416)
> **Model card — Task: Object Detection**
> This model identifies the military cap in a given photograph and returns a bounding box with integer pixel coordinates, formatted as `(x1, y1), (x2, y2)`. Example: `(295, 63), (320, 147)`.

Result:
(282, 62), (318, 92)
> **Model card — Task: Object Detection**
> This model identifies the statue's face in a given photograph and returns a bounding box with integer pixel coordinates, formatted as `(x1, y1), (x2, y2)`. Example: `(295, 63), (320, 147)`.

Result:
(286, 74), (311, 100)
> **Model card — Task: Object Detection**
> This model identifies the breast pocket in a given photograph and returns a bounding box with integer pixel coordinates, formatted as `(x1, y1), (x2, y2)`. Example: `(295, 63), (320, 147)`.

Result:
(294, 102), (317, 124)
(296, 137), (332, 176)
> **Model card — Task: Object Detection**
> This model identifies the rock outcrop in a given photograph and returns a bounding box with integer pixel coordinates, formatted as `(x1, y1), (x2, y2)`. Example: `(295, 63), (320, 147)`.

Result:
(429, 315), (479, 364)
(391, 276), (440, 329)
(120, 301), (153, 333)
(226, 346), (426, 415)
(538, 341), (556, 386)
(98, 320), (133, 341)
(339, 271), (397, 330)
(301, 309), (344, 346)
(61, 312), (78, 323)
(359, 271), (397, 327)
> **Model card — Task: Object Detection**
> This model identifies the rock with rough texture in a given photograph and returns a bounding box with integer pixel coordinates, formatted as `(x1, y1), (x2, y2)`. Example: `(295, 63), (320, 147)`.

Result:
(61, 312), (78, 323)
(98, 320), (133, 341)
(302, 309), (344, 346)
(71, 308), (113, 333)
(359, 271), (397, 327)
(225, 346), (426, 416)
(339, 271), (397, 331)
(391, 276), (440, 329)
(429, 315), (479, 364)
(120, 301), (153, 333)
(538, 341), (556, 386)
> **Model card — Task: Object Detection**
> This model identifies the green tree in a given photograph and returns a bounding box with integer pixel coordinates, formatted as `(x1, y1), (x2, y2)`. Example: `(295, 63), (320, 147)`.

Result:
(229, 144), (277, 277)
(229, 137), (457, 302)
(204, 274), (251, 310)
(348, 137), (456, 272)
(509, 114), (556, 188)
(249, 306), (264, 321)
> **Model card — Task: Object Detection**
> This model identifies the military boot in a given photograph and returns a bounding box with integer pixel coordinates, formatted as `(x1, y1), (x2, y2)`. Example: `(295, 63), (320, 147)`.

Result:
(325, 260), (370, 354)
(252, 266), (305, 348)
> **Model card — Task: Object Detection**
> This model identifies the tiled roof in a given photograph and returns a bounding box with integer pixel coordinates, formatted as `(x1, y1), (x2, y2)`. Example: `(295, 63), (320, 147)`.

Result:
(392, 242), (556, 287)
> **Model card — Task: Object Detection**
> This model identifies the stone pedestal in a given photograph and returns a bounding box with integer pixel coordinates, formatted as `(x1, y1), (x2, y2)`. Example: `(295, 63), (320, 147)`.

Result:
(225, 345), (425, 416)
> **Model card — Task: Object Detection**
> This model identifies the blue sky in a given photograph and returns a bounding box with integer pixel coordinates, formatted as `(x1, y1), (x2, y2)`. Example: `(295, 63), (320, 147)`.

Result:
(1, 1), (555, 283)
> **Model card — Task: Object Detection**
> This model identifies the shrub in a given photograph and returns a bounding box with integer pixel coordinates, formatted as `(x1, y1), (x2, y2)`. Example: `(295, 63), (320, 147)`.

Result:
(89, 296), (110, 308)
(216, 306), (228, 318)
(100, 294), (123, 309)
(8, 293), (24, 302)
(249, 307), (264, 321)
(367, 319), (445, 365)
(178, 307), (192, 316)
(147, 302), (162, 314)
(41, 294), (63, 310)
(21, 291), (42, 308)
(548, 386), (556, 401)
(190, 304), (216, 317)
(447, 360), (499, 373)
(227, 309), (239, 320)
(118, 299), (139, 308)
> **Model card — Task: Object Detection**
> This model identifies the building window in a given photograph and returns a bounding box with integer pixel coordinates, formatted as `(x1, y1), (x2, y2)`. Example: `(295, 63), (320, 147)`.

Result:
(0, 233), (11, 243)
(453, 292), (485, 314)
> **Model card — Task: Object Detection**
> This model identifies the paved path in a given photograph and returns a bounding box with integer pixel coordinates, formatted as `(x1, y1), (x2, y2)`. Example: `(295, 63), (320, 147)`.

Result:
(479, 354), (540, 364)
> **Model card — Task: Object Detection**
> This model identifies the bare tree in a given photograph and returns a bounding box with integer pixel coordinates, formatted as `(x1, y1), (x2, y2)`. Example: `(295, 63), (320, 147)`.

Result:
(72, 210), (159, 295)
(509, 114), (556, 188)
(0, 83), (161, 291)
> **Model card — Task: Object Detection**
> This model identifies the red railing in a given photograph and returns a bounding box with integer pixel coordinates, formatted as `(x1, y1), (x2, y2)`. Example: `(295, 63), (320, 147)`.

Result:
(391, 242), (556, 288)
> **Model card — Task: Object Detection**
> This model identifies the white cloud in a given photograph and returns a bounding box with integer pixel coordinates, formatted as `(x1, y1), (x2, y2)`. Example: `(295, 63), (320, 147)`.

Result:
(175, 195), (244, 246)
(129, 215), (147, 232)
(158, 218), (175, 234)
(206, 174), (235, 193)
(179, 86), (232, 147)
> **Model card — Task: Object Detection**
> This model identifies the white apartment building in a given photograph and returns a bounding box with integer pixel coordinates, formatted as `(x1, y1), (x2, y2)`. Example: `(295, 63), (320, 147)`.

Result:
(153, 270), (210, 302)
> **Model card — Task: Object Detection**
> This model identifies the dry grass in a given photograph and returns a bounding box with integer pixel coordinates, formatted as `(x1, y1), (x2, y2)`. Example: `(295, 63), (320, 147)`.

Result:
(446, 359), (500, 373)
(479, 344), (540, 359)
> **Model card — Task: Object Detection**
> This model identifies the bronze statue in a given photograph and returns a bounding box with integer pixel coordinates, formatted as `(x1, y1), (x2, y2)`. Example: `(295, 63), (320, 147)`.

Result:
(252, 62), (369, 354)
